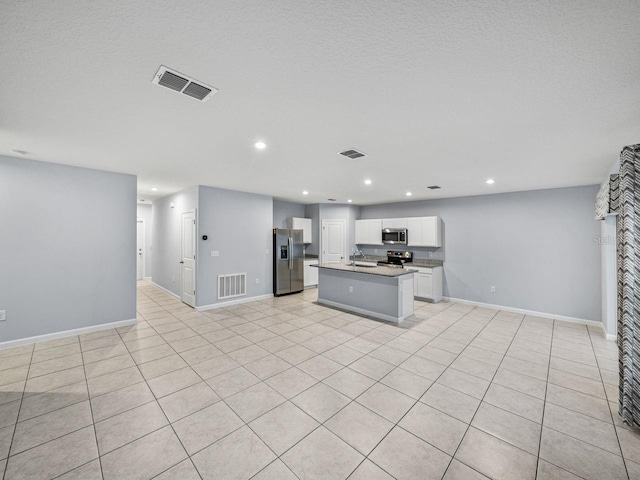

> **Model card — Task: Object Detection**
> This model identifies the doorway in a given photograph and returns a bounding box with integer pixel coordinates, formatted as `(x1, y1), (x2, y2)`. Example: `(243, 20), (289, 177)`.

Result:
(136, 219), (145, 280)
(181, 210), (197, 307)
(321, 219), (346, 264)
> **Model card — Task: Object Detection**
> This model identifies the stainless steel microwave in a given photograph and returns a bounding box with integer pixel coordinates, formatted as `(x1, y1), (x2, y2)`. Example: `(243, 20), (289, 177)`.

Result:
(382, 228), (407, 244)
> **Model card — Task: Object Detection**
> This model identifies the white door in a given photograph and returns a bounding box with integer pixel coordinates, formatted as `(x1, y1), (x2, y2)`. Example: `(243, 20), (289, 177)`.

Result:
(181, 210), (196, 307)
(322, 219), (346, 264)
(136, 219), (145, 280)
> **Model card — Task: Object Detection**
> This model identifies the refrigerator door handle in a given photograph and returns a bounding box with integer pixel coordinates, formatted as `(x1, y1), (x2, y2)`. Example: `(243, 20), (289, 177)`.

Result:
(288, 237), (293, 269)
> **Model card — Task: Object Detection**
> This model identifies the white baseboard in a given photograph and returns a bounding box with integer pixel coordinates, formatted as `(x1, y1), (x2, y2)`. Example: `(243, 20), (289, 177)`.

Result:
(316, 298), (405, 324)
(443, 296), (603, 329)
(196, 293), (274, 312)
(0, 318), (137, 351)
(151, 282), (181, 300)
(606, 333), (617, 341)
(143, 276), (152, 281)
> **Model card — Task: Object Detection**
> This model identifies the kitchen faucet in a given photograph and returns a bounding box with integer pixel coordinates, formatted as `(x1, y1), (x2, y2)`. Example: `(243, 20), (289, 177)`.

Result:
(352, 247), (365, 266)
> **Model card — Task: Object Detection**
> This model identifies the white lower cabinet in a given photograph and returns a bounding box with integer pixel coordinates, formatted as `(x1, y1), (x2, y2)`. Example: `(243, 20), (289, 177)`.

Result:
(413, 266), (443, 302)
(304, 260), (319, 287)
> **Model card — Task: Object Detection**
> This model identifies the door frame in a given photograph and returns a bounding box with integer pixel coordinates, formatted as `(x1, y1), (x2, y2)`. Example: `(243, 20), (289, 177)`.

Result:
(321, 218), (347, 264)
(180, 209), (197, 307)
(136, 218), (145, 280)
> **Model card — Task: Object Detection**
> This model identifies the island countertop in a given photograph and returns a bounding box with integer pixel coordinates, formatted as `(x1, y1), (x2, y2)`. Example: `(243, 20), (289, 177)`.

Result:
(313, 263), (417, 277)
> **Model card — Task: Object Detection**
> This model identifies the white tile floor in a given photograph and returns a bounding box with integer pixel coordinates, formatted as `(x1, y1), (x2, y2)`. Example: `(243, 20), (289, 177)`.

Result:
(0, 281), (639, 479)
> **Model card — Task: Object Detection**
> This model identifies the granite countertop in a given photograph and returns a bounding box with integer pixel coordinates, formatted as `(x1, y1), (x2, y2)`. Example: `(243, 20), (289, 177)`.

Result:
(313, 263), (416, 277)
(406, 259), (443, 267)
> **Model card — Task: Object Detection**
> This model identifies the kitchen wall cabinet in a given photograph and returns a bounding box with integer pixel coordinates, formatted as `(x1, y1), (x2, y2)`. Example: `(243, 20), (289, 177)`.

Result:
(304, 260), (319, 287)
(355, 219), (383, 245)
(407, 216), (441, 247)
(382, 218), (408, 229)
(286, 217), (312, 244)
(413, 266), (443, 302)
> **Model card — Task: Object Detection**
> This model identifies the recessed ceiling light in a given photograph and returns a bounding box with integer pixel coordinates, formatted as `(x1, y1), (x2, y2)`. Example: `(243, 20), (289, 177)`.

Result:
(406, 192), (412, 196)
(364, 179), (372, 185)
(302, 191), (309, 195)
(12, 149), (29, 155)
(151, 187), (158, 192)
(486, 179), (495, 184)
(254, 141), (266, 150)
(347, 199), (352, 203)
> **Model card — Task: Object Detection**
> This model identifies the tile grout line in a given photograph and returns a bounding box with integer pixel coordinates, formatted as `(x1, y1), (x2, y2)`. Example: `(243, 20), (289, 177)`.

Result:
(2, 342), (35, 480)
(80, 344), (106, 480)
(439, 309), (530, 479)
(586, 323), (630, 480)
(534, 318), (554, 479)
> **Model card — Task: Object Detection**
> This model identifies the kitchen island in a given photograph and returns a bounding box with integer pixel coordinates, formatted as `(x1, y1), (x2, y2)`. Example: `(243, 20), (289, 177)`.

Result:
(313, 263), (416, 324)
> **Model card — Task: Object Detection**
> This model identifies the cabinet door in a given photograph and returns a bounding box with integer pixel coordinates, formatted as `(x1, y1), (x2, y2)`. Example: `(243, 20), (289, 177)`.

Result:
(309, 265), (318, 285)
(355, 220), (367, 244)
(416, 272), (433, 299)
(421, 217), (437, 247)
(369, 219), (383, 245)
(407, 217), (423, 246)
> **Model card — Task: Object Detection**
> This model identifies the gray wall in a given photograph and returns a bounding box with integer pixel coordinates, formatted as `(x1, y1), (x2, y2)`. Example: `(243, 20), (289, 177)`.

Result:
(320, 204), (361, 258)
(152, 187), (198, 297)
(197, 186), (273, 307)
(303, 203), (360, 258)
(0, 156), (136, 344)
(360, 185), (601, 321)
(273, 200), (306, 229)
(137, 203), (153, 278)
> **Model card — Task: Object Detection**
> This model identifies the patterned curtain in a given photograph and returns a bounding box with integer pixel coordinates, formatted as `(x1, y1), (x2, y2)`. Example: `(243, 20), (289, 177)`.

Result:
(618, 144), (640, 427)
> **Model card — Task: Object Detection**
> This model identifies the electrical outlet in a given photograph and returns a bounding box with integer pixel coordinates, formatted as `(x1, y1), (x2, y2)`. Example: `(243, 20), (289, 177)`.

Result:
(211, 251), (219, 257)
(255, 278), (260, 285)
(490, 286), (496, 293)
(429, 252), (433, 258)
(349, 286), (353, 293)
(0, 310), (5, 322)
(265, 249), (269, 255)
(172, 275), (175, 283)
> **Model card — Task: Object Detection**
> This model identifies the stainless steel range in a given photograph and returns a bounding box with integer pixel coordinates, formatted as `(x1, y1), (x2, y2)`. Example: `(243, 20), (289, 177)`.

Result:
(377, 250), (413, 268)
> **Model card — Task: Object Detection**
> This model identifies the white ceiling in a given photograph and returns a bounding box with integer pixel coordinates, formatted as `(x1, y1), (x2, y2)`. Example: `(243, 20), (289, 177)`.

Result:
(1, 1), (639, 205)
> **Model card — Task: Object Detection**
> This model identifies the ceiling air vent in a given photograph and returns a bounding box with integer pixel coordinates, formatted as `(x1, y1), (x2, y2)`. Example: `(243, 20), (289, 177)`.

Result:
(339, 149), (367, 159)
(427, 185), (441, 190)
(152, 66), (218, 102)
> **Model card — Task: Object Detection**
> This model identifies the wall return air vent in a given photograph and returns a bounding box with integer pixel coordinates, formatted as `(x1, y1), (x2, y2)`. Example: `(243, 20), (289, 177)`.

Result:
(152, 66), (218, 102)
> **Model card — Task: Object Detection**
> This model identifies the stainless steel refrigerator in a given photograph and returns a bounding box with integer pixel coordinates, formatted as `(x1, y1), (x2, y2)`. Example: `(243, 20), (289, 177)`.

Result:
(273, 228), (304, 296)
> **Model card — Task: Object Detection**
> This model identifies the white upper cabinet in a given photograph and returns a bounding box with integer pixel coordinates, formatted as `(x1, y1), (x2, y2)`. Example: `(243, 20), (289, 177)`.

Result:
(382, 218), (408, 229)
(355, 219), (383, 245)
(286, 217), (312, 244)
(407, 216), (442, 247)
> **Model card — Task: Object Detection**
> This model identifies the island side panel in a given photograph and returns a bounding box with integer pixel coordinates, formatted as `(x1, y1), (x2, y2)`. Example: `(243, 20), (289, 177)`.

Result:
(317, 268), (412, 323)
(399, 275), (415, 318)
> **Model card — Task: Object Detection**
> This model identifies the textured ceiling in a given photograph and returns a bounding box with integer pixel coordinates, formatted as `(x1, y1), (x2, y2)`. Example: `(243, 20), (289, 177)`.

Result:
(1, 1), (639, 204)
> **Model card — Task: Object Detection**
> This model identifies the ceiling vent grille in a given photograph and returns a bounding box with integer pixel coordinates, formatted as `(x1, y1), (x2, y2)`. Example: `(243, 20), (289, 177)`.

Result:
(427, 185), (441, 190)
(152, 66), (218, 102)
(339, 149), (367, 159)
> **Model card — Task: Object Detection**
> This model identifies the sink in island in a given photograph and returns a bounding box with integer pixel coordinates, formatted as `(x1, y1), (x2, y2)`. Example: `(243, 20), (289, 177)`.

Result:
(312, 263), (416, 324)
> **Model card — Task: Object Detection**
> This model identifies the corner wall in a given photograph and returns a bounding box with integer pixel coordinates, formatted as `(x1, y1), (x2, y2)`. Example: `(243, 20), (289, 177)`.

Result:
(0, 156), (137, 345)
(273, 200), (306, 229)
(197, 186), (273, 307)
(152, 187), (198, 297)
(360, 185), (601, 321)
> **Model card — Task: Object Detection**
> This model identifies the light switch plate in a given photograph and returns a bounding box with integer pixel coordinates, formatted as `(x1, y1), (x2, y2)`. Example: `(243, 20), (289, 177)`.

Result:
(490, 286), (496, 293)
(211, 251), (219, 257)
(0, 310), (6, 322)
